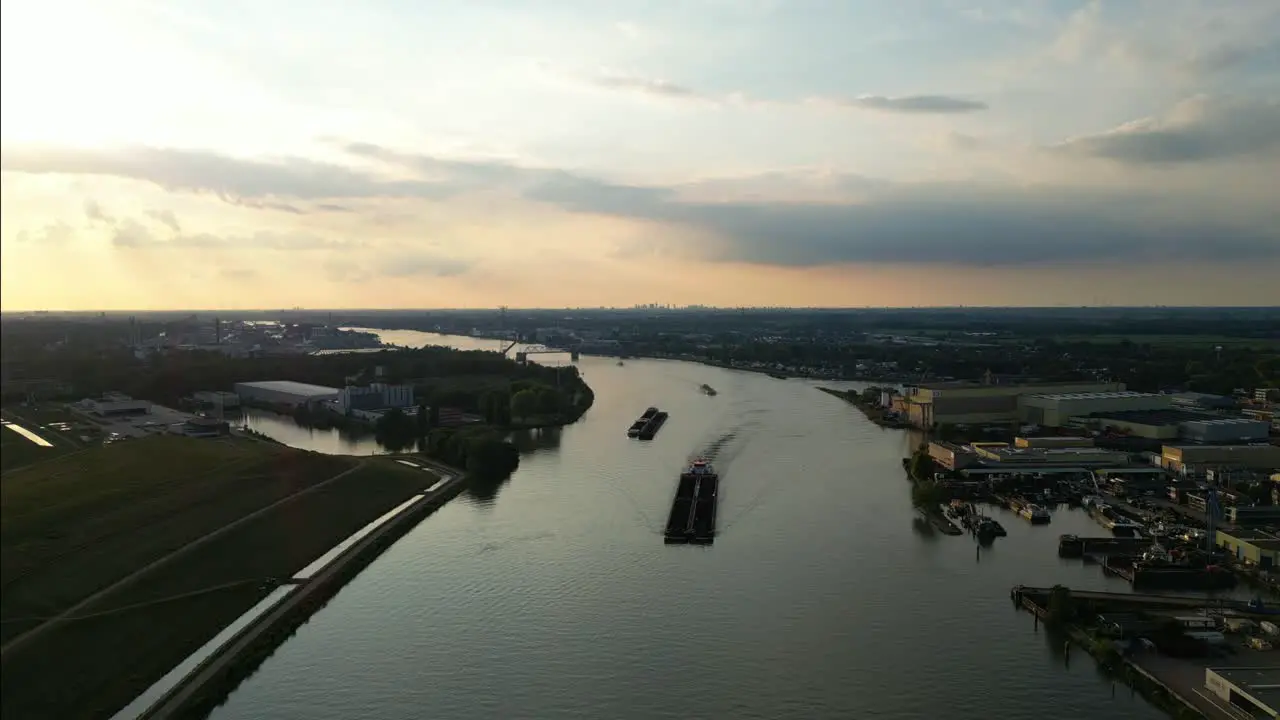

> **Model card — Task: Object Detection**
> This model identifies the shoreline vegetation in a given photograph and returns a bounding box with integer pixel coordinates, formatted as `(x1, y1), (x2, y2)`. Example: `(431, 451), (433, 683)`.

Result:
(816, 386), (912, 428)
(903, 444), (963, 535)
(0, 436), (461, 720)
(0, 340), (594, 720)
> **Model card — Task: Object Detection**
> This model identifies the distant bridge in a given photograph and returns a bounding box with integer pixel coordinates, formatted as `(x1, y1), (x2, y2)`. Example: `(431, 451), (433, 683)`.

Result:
(501, 342), (580, 363)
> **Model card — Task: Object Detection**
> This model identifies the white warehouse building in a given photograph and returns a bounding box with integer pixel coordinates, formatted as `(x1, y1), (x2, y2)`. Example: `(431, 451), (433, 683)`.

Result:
(1018, 391), (1172, 427)
(233, 380), (341, 408)
(337, 383), (415, 414)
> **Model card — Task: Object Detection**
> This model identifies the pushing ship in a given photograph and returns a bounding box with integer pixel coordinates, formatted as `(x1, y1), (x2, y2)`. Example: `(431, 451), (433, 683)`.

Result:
(664, 459), (719, 545)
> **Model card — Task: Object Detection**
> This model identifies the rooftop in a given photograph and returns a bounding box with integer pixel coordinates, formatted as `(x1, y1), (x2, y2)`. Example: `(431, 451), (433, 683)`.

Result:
(1031, 391), (1161, 401)
(1183, 417), (1269, 427)
(235, 380), (340, 397)
(1087, 409), (1218, 426)
(1208, 666), (1280, 710)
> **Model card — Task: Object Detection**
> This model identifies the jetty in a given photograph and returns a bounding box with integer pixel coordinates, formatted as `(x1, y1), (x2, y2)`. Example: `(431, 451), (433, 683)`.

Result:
(665, 460), (718, 544)
(1058, 534), (1149, 558)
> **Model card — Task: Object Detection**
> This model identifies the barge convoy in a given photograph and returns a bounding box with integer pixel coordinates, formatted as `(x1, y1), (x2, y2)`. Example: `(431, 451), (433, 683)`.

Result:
(664, 460), (719, 545)
(626, 407), (668, 440)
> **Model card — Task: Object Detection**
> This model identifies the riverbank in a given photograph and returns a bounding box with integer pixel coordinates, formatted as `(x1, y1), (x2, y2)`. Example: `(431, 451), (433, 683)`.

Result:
(1013, 587), (1237, 720)
(137, 458), (467, 720)
(816, 386), (911, 428)
(0, 437), (453, 720)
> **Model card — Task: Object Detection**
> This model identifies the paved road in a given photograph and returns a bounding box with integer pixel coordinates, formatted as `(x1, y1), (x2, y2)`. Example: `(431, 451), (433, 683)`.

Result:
(139, 462), (464, 720)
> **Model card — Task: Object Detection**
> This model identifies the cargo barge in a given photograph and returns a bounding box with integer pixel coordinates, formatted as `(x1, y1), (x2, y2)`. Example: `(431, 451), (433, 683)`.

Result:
(627, 407), (659, 438)
(665, 460), (718, 544)
(636, 410), (668, 440)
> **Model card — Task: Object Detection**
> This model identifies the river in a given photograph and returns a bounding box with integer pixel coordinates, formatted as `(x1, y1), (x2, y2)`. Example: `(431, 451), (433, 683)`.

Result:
(209, 329), (1170, 720)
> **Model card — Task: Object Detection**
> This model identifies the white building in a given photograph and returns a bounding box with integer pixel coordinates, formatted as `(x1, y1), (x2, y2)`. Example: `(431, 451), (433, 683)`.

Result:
(233, 380), (340, 408)
(78, 392), (152, 417)
(337, 383), (415, 414)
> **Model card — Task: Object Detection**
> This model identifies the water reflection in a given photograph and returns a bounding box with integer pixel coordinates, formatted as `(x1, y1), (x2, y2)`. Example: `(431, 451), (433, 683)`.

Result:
(508, 426), (562, 453)
(464, 470), (514, 507)
(911, 516), (938, 539)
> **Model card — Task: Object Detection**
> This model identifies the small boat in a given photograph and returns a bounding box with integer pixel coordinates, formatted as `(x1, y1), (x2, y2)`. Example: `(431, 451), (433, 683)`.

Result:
(617, 360), (625, 366)
(700, 384), (717, 396)
(766, 372), (788, 380)
(1020, 504), (1051, 524)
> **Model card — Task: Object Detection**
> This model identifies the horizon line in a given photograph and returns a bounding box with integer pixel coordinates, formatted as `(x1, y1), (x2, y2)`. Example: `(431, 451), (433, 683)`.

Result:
(3, 304), (1278, 315)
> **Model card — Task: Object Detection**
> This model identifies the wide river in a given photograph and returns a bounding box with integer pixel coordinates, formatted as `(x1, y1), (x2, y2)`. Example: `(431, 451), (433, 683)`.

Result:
(212, 329), (1171, 720)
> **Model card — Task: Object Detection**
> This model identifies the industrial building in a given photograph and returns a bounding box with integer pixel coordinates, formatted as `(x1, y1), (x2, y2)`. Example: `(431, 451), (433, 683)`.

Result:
(1017, 391), (1170, 427)
(1159, 444), (1280, 475)
(927, 441), (980, 470)
(1204, 667), (1279, 718)
(337, 383), (415, 415)
(1014, 436), (1095, 449)
(233, 380), (340, 408)
(1180, 417), (1271, 444)
(903, 380), (1125, 429)
(972, 446), (1131, 467)
(193, 390), (240, 409)
(76, 393), (152, 417)
(1226, 506), (1280, 527)
(1171, 392), (1238, 412)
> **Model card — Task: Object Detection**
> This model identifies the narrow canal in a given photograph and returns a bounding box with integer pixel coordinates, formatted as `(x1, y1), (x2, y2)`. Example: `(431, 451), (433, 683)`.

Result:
(210, 331), (1172, 720)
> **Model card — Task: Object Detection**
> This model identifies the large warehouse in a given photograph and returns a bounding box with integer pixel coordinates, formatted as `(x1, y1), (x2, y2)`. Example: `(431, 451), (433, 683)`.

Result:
(233, 381), (340, 408)
(1018, 391), (1171, 427)
(903, 380), (1126, 428)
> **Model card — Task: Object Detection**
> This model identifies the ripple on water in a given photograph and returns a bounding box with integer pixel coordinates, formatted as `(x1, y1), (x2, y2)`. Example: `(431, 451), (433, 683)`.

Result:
(207, 348), (1170, 720)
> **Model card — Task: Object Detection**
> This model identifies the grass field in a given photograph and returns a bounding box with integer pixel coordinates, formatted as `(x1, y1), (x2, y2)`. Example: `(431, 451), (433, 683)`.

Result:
(0, 435), (441, 720)
(0, 404), (85, 472)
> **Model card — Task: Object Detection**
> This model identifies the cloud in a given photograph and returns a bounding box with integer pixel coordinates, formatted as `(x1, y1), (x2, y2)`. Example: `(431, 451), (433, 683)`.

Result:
(84, 200), (113, 224)
(0, 144), (452, 205)
(522, 174), (1279, 267)
(814, 95), (989, 114)
(15, 222), (75, 245)
(219, 268), (259, 282)
(5, 122), (1277, 272)
(1053, 96), (1280, 164)
(109, 216), (359, 251)
(377, 254), (473, 278)
(145, 208), (181, 233)
(587, 73), (704, 100)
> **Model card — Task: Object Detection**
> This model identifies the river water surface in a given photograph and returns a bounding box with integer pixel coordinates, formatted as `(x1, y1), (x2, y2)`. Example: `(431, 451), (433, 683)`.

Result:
(210, 330), (1172, 720)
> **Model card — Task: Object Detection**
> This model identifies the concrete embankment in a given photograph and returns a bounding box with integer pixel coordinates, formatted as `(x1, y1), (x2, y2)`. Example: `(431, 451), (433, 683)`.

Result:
(136, 460), (467, 720)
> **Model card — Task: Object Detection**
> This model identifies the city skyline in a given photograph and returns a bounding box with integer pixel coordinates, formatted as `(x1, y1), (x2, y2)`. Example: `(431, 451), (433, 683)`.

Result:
(3, 0), (1279, 310)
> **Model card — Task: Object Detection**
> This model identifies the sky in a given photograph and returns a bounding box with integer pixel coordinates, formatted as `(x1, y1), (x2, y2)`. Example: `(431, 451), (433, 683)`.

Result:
(2, 0), (1278, 310)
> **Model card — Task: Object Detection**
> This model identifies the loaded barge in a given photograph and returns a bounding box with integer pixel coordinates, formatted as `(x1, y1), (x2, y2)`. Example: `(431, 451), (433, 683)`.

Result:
(627, 407), (668, 439)
(664, 460), (719, 545)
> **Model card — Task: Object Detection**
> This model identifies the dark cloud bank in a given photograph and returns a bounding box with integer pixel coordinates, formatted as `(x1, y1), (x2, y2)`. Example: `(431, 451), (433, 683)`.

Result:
(3, 97), (1277, 269)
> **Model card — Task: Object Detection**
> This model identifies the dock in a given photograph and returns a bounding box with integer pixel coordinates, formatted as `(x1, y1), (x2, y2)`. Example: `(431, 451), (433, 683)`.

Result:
(1058, 535), (1150, 558)
(1012, 585), (1255, 612)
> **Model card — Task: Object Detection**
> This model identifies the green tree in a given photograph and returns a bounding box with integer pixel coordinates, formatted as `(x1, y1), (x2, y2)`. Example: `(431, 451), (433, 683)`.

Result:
(908, 444), (935, 481)
(910, 480), (945, 507)
(511, 389), (538, 419)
